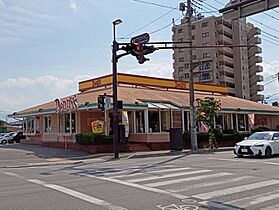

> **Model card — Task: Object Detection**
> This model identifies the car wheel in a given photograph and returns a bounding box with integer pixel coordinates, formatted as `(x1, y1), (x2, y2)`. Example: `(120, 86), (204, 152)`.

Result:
(2, 140), (7, 145)
(265, 146), (272, 158)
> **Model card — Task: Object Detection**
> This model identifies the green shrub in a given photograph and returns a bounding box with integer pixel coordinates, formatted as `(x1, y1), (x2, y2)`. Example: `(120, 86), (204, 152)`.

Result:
(76, 132), (113, 145)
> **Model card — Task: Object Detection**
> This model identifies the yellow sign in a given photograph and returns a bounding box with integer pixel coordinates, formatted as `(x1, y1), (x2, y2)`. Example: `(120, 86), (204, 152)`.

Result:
(79, 73), (228, 94)
(91, 120), (104, 134)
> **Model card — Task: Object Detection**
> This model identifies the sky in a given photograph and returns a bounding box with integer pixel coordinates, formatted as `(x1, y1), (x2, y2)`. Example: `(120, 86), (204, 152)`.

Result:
(0, 0), (279, 121)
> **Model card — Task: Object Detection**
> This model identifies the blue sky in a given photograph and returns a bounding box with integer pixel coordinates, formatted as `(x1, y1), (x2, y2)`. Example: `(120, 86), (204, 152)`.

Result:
(0, 0), (279, 121)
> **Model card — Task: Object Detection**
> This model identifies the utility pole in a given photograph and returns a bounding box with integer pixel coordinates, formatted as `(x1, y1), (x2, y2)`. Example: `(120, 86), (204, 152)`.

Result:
(187, 0), (198, 151)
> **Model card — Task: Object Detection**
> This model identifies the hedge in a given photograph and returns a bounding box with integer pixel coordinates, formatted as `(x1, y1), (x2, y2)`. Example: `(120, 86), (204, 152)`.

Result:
(76, 132), (113, 145)
(183, 130), (251, 148)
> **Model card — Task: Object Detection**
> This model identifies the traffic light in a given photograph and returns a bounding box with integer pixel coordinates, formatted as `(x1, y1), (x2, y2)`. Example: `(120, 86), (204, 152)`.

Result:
(97, 95), (105, 110)
(122, 43), (157, 64)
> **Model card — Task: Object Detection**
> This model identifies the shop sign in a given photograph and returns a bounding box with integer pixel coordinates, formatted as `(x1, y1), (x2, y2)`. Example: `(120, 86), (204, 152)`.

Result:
(55, 95), (78, 113)
(91, 120), (104, 134)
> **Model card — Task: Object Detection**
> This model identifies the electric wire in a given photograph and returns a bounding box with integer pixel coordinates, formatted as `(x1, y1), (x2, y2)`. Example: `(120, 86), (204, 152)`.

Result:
(263, 12), (279, 21)
(249, 17), (279, 34)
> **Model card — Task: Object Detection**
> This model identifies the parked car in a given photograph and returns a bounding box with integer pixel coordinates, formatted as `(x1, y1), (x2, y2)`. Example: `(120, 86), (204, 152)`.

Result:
(0, 132), (17, 144)
(10, 132), (25, 143)
(234, 131), (279, 158)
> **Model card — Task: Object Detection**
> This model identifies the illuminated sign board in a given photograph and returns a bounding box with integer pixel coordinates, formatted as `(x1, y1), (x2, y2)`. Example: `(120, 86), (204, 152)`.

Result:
(78, 73), (228, 94)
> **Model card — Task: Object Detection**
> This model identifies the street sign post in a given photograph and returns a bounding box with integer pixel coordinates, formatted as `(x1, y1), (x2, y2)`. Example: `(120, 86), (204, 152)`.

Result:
(131, 33), (150, 44)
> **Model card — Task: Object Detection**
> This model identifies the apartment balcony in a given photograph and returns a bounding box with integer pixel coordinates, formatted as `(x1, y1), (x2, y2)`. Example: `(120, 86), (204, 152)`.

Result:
(248, 36), (261, 45)
(249, 55), (262, 67)
(216, 25), (232, 36)
(247, 27), (261, 40)
(249, 74), (264, 86)
(217, 35), (233, 45)
(218, 54), (234, 65)
(249, 65), (263, 76)
(248, 46), (262, 57)
(250, 84), (264, 96)
(251, 94), (264, 102)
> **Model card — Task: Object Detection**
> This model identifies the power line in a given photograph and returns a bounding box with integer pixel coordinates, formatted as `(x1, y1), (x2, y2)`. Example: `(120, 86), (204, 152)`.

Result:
(132, 0), (177, 10)
(119, 8), (177, 39)
(263, 12), (279, 21)
(149, 15), (183, 35)
(262, 37), (279, 46)
(248, 17), (279, 33)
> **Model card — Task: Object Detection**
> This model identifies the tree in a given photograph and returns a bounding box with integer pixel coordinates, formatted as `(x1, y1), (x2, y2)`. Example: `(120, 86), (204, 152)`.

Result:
(196, 97), (221, 149)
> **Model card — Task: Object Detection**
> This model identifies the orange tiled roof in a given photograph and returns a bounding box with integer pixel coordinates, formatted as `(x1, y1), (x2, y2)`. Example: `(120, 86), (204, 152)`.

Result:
(11, 85), (279, 117)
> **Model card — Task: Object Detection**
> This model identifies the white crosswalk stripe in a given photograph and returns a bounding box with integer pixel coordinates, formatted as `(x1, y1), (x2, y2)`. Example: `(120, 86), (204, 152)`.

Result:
(88, 165), (279, 209)
(146, 172), (232, 187)
(192, 179), (279, 200)
(127, 169), (211, 183)
(111, 167), (192, 179)
(169, 176), (253, 193)
(227, 190), (279, 208)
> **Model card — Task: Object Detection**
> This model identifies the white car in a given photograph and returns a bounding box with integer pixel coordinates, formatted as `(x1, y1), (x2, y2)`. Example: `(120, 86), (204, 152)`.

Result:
(234, 131), (279, 158)
(0, 132), (17, 145)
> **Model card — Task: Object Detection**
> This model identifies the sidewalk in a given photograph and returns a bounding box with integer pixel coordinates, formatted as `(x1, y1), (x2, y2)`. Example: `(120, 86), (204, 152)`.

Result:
(1, 145), (233, 168)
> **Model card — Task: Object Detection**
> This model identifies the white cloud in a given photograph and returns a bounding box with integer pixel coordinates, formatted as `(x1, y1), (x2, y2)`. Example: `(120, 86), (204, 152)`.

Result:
(69, 0), (77, 12)
(120, 63), (173, 79)
(262, 61), (279, 101)
(0, 75), (90, 114)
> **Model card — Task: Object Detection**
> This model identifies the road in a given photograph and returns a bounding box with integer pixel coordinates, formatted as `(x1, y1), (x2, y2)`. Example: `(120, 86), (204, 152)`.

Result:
(1, 144), (279, 210)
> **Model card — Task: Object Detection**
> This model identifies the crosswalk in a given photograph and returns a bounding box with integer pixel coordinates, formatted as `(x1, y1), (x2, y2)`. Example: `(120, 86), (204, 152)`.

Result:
(80, 164), (279, 209)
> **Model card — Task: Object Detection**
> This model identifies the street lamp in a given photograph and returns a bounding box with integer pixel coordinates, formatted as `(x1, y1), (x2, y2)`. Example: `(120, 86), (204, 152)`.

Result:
(112, 18), (122, 159)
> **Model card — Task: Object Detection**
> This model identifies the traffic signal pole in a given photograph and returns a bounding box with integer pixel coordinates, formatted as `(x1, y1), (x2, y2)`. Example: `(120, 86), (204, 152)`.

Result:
(187, 0), (198, 151)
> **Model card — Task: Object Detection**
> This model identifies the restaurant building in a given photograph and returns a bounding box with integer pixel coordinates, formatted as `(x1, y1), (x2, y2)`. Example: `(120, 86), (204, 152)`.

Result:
(9, 73), (279, 146)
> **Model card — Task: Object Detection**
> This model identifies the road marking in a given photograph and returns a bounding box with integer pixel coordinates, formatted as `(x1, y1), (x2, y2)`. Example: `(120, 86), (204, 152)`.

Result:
(78, 172), (190, 200)
(227, 189), (279, 208)
(44, 184), (127, 210)
(209, 157), (279, 166)
(3, 172), (127, 210)
(146, 172), (232, 187)
(169, 176), (252, 193)
(127, 169), (211, 183)
(112, 167), (192, 179)
(192, 179), (279, 200)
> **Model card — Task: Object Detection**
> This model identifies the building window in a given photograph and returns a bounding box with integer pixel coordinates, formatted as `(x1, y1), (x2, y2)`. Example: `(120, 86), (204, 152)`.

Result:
(179, 57), (184, 62)
(185, 73), (189, 78)
(135, 111), (145, 133)
(178, 48), (184, 53)
(200, 72), (211, 81)
(191, 25), (196, 30)
(203, 42), (209, 46)
(200, 62), (211, 70)
(178, 76), (184, 81)
(179, 67), (184, 72)
(202, 22), (208, 27)
(161, 110), (171, 132)
(192, 55), (197, 60)
(148, 111), (159, 133)
(178, 38), (183, 42)
(178, 28), (183, 33)
(192, 35), (195, 40)
(65, 113), (76, 133)
(203, 52), (210, 58)
(184, 64), (189, 68)
(202, 32), (209, 37)
(44, 116), (51, 133)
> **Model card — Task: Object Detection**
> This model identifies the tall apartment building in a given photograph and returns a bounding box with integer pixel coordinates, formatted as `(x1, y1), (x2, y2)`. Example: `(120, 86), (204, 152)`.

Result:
(172, 15), (264, 102)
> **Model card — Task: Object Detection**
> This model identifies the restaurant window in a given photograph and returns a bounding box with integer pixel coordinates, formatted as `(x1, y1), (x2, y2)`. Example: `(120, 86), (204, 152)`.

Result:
(161, 110), (171, 132)
(44, 116), (51, 133)
(223, 113), (232, 130)
(135, 110), (145, 133)
(216, 115), (223, 130)
(148, 110), (159, 133)
(24, 116), (40, 134)
(173, 111), (182, 129)
(128, 111), (134, 133)
(232, 113), (237, 130)
(59, 113), (76, 133)
(238, 114), (247, 131)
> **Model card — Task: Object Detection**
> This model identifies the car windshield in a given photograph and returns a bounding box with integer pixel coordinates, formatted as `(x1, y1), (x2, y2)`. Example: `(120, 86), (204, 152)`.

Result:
(247, 132), (272, 140)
